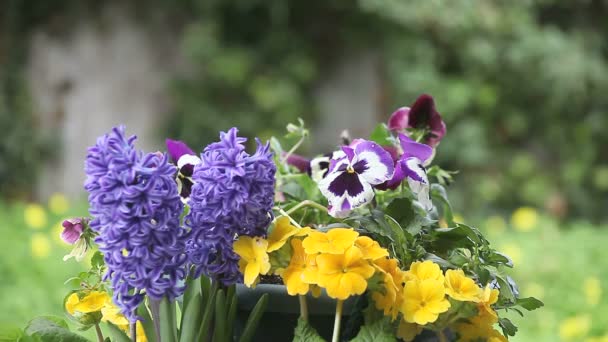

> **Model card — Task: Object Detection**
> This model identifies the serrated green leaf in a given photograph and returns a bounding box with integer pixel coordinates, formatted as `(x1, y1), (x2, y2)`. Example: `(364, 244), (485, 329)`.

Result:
(516, 297), (544, 311)
(90, 251), (104, 268)
(292, 318), (326, 342)
(350, 319), (396, 342)
(430, 184), (454, 226)
(498, 317), (518, 337)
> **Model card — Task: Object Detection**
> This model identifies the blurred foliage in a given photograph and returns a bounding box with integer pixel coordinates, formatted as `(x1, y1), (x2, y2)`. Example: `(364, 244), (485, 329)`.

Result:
(3, 0), (608, 219)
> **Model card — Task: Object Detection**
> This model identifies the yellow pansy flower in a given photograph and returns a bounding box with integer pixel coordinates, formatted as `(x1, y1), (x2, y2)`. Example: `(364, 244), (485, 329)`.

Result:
(404, 260), (444, 283)
(65, 291), (110, 315)
(302, 228), (359, 254)
(477, 285), (500, 321)
(267, 217), (304, 252)
(401, 279), (450, 325)
(372, 272), (398, 317)
(559, 315), (591, 341)
(282, 239), (312, 295)
(234, 236), (271, 287)
(355, 236), (389, 260)
(511, 206), (538, 232)
(48, 193), (70, 215)
(316, 246), (375, 300)
(31, 233), (51, 259)
(444, 269), (481, 302)
(396, 319), (423, 342)
(24, 203), (47, 229)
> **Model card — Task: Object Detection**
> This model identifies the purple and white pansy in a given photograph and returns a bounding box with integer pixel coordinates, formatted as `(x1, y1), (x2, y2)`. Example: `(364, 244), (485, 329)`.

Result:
(166, 139), (202, 201)
(318, 140), (394, 217)
(393, 133), (434, 210)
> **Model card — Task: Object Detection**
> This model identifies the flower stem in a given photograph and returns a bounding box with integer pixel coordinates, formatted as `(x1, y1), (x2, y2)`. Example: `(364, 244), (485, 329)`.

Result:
(331, 300), (344, 342)
(298, 295), (309, 321)
(94, 323), (104, 342)
(280, 135), (306, 164)
(130, 322), (137, 342)
(437, 330), (447, 342)
(285, 200), (328, 215)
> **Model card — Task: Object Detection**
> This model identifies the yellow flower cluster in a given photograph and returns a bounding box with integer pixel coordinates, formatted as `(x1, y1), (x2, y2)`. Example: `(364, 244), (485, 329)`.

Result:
(234, 217), (390, 300)
(65, 291), (146, 342)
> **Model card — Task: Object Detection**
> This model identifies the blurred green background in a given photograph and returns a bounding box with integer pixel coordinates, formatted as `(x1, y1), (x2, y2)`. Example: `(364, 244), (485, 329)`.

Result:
(1, 1), (608, 341)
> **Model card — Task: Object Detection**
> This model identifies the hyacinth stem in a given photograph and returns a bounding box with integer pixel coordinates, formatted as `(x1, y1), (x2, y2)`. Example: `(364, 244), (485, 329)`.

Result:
(298, 295), (309, 321)
(331, 300), (344, 342)
(149, 299), (161, 342)
(130, 322), (137, 342)
(94, 323), (104, 342)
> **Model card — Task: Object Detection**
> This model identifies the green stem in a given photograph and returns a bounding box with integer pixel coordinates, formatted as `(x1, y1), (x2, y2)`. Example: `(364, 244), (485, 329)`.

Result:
(280, 135), (306, 164)
(331, 300), (344, 342)
(130, 322), (137, 342)
(285, 200), (328, 215)
(94, 323), (104, 342)
(298, 295), (309, 321)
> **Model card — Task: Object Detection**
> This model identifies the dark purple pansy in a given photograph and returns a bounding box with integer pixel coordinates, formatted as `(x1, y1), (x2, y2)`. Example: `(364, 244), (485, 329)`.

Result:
(284, 153), (311, 174)
(166, 139), (201, 200)
(318, 140), (394, 217)
(60, 218), (85, 244)
(387, 94), (446, 147)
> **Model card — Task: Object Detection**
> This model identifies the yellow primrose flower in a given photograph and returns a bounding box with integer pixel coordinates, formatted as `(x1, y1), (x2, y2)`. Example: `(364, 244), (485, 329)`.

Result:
(233, 236), (271, 287)
(455, 314), (507, 342)
(31, 233), (51, 259)
(559, 315), (591, 341)
(302, 228), (359, 254)
(316, 246), (375, 300)
(355, 236), (389, 260)
(24, 203), (47, 229)
(372, 257), (406, 319)
(401, 279), (450, 325)
(282, 239), (312, 295)
(267, 217), (303, 252)
(48, 192), (70, 215)
(397, 319), (423, 342)
(102, 301), (147, 342)
(372, 272), (398, 317)
(584, 276), (602, 307)
(444, 269), (481, 302)
(511, 206), (538, 232)
(477, 285), (500, 321)
(65, 291), (110, 315)
(404, 260), (444, 283)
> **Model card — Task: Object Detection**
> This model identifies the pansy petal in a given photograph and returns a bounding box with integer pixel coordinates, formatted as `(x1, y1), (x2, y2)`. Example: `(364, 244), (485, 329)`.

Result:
(388, 107), (410, 131)
(401, 157), (427, 184)
(166, 139), (195, 163)
(177, 154), (202, 169)
(327, 150), (348, 173)
(399, 134), (433, 162)
(341, 146), (355, 162)
(354, 141), (394, 185)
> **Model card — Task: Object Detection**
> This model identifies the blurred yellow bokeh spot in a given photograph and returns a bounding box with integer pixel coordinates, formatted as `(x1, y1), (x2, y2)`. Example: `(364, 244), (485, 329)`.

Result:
(586, 335), (608, 342)
(511, 206), (538, 232)
(24, 203), (48, 229)
(484, 215), (507, 236)
(499, 243), (522, 267)
(31, 233), (51, 259)
(559, 315), (591, 341)
(584, 277), (602, 307)
(525, 282), (545, 301)
(453, 213), (464, 223)
(48, 192), (70, 215)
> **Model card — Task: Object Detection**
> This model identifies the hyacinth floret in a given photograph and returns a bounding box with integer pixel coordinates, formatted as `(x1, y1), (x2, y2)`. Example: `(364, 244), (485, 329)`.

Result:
(84, 126), (188, 321)
(186, 127), (276, 285)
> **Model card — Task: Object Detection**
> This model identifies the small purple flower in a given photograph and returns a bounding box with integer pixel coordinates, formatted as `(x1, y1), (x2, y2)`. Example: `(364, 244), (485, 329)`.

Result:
(185, 128), (276, 285)
(166, 139), (201, 200)
(388, 94), (446, 147)
(61, 218), (85, 244)
(284, 153), (311, 174)
(318, 140), (394, 217)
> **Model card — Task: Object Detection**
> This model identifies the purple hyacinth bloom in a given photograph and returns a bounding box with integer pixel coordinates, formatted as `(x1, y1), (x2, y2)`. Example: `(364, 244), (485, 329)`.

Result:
(166, 139), (201, 200)
(318, 140), (394, 218)
(185, 128), (276, 285)
(85, 126), (189, 322)
(60, 218), (85, 244)
(387, 94), (446, 147)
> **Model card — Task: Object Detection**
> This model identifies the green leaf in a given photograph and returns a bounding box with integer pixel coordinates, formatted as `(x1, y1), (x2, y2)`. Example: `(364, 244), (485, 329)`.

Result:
(197, 281), (218, 341)
(350, 319), (396, 342)
(159, 298), (178, 342)
(516, 297), (544, 311)
(292, 318), (326, 342)
(137, 303), (157, 342)
(495, 276), (515, 301)
(213, 289), (226, 342)
(369, 123), (394, 146)
(105, 323), (130, 342)
(238, 293), (269, 342)
(430, 184), (454, 226)
(178, 292), (202, 342)
(24, 317), (89, 342)
(90, 251), (104, 269)
(484, 250), (513, 268)
(498, 317), (518, 337)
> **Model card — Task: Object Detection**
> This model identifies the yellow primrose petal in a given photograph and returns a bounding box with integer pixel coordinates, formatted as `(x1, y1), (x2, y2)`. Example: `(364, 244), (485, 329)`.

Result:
(65, 293), (80, 315)
(73, 291), (110, 313)
(402, 279), (450, 325)
(234, 236), (270, 287)
(355, 236), (389, 260)
(310, 284), (322, 298)
(302, 228), (358, 254)
(397, 320), (423, 342)
(477, 285), (500, 321)
(444, 269), (481, 302)
(301, 253), (320, 284)
(316, 247), (375, 300)
(372, 272), (398, 317)
(101, 302), (129, 326)
(294, 227), (312, 237)
(282, 239), (310, 295)
(405, 260), (444, 283)
(267, 217), (300, 252)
